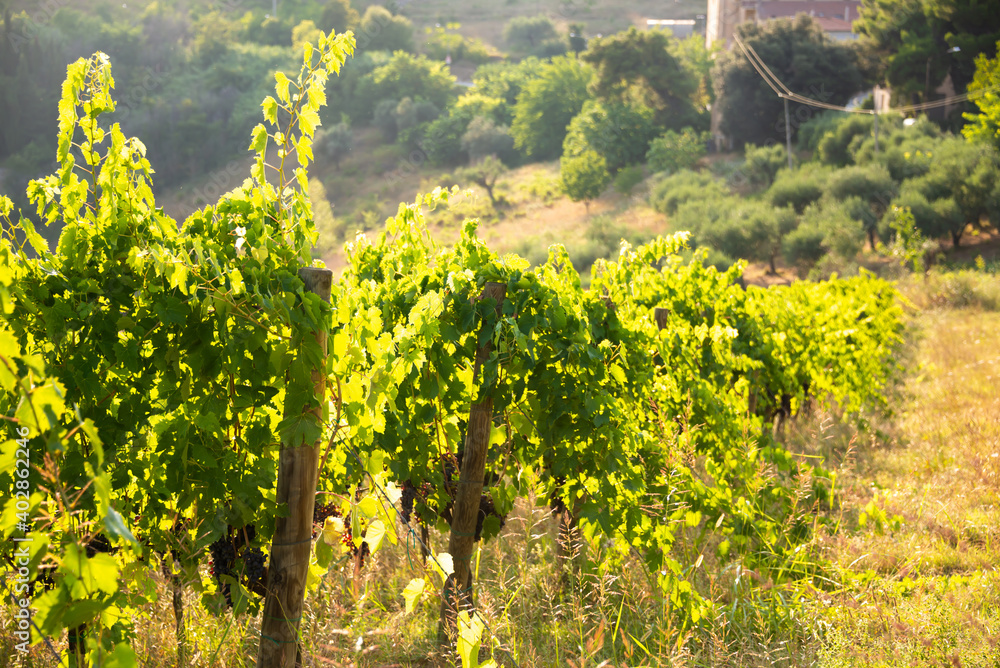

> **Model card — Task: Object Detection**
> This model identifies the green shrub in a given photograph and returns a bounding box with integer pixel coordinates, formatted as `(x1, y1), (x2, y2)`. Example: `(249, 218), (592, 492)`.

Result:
(314, 122), (353, 168)
(461, 116), (516, 164)
(782, 220), (827, 266)
(671, 197), (731, 234)
(742, 142), (787, 190)
(649, 170), (728, 215)
(353, 51), (456, 122)
(424, 24), (492, 64)
(470, 58), (547, 126)
(817, 115), (874, 167)
(560, 149), (611, 208)
(804, 200), (865, 259)
(851, 115), (935, 169)
(562, 99), (658, 174)
(797, 111), (842, 154)
(767, 167), (825, 214)
(423, 113), (472, 166)
(503, 15), (566, 57)
(613, 165), (645, 195)
(646, 128), (708, 174)
(693, 201), (797, 273)
(318, 0), (360, 33)
(922, 270), (1000, 310)
(357, 5), (415, 53)
(373, 98), (400, 141)
(826, 164), (897, 247)
(886, 182), (962, 242)
(524, 171), (562, 205)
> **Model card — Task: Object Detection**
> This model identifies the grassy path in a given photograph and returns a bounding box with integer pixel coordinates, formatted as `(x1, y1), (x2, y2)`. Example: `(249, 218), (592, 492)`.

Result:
(811, 308), (1000, 667)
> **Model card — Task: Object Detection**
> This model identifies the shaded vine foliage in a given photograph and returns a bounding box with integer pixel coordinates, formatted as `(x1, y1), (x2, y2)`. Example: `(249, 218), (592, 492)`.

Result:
(329, 203), (904, 626)
(0, 31), (354, 662)
(0, 28), (903, 661)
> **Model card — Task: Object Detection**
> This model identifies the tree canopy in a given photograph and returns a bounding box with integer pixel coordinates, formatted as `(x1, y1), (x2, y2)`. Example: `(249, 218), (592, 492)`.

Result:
(357, 5), (415, 53)
(963, 42), (1000, 148)
(354, 51), (456, 121)
(503, 15), (567, 58)
(582, 27), (701, 130)
(712, 15), (864, 147)
(562, 99), (658, 174)
(855, 0), (1000, 105)
(560, 150), (611, 209)
(511, 56), (593, 160)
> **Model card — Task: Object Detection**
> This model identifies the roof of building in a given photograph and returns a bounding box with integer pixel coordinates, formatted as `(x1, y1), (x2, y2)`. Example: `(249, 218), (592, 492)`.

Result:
(812, 16), (855, 31)
(646, 19), (698, 26)
(757, 1), (862, 23)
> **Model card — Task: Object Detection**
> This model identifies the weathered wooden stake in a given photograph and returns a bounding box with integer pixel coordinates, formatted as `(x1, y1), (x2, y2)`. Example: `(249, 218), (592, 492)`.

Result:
(257, 267), (332, 668)
(654, 307), (670, 330)
(439, 282), (506, 642)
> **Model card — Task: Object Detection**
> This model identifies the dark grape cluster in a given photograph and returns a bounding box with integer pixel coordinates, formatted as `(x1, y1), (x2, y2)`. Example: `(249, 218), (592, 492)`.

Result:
(549, 477), (568, 515)
(28, 563), (57, 598)
(313, 500), (342, 539)
(341, 515), (356, 553)
(400, 481), (417, 525)
(86, 533), (113, 557)
(242, 546), (267, 594)
(314, 501), (342, 543)
(407, 453), (509, 542)
(357, 540), (371, 568)
(314, 500), (341, 524)
(208, 536), (237, 606)
(337, 514), (374, 567)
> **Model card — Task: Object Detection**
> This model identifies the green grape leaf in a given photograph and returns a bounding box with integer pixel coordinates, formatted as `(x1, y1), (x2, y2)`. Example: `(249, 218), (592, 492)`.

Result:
(402, 577), (425, 614)
(364, 519), (386, 553)
(457, 610), (486, 668)
(262, 96), (279, 125)
(103, 507), (138, 545)
(274, 72), (292, 104)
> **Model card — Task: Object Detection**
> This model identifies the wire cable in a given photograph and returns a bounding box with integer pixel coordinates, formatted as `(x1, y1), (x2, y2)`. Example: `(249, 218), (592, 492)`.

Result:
(732, 33), (786, 97)
(737, 34), (793, 96)
(733, 31), (1000, 117)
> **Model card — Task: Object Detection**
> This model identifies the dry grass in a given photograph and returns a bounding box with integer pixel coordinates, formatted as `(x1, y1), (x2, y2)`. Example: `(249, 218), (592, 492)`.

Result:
(802, 308), (1000, 667)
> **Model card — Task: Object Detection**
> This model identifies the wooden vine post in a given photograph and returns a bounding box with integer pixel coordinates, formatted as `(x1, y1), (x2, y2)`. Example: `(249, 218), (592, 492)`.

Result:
(654, 307), (670, 331)
(257, 267), (333, 668)
(439, 281), (506, 641)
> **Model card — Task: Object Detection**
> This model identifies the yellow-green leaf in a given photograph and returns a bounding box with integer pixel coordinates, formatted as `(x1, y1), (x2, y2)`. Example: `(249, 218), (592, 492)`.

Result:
(364, 519), (386, 553)
(262, 96), (279, 125)
(274, 72), (292, 104)
(402, 577), (424, 614)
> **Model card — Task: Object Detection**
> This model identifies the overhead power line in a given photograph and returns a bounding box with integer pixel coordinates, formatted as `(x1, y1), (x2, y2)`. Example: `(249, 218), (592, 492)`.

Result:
(731, 32), (1000, 117)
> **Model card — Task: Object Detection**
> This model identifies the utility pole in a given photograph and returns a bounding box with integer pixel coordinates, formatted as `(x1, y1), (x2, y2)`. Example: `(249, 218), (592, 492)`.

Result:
(873, 109), (878, 155)
(783, 97), (793, 170)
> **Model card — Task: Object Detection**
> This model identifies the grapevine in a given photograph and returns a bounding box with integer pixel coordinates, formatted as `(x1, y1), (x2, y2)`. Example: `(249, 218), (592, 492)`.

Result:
(0, 25), (906, 661)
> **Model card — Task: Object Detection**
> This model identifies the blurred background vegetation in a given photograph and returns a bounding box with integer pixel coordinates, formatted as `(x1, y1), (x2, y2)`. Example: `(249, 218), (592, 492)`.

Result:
(0, 0), (999, 278)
